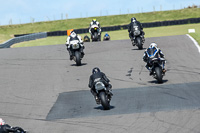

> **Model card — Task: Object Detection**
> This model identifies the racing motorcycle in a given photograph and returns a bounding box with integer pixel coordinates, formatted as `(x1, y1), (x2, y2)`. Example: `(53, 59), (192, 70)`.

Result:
(103, 34), (110, 41)
(83, 35), (90, 42)
(13, 127), (27, 133)
(149, 58), (166, 83)
(94, 80), (113, 110)
(131, 26), (144, 49)
(69, 40), (84, 66)
(90, 25), (101, 42)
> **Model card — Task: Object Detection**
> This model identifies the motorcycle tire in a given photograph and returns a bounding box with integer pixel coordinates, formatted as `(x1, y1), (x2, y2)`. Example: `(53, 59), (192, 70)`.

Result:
(75, 51), (81, 66)
(155, 67), (163, 83)
(136, 37), (143, 50)
(93, 32), (98, 41)
(99, 92), (110, 110)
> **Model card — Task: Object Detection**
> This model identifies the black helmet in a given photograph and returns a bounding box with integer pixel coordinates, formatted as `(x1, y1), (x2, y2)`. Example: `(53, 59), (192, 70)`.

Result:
(92, 67), (100, 74)
(131, 17), (136, 22)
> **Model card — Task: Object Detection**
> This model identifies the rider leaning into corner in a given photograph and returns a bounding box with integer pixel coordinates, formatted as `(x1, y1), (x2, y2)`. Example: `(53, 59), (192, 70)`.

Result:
(0, 118), (25, 133)
(143, 42), (166, 75)
(89, 19), (101, 40)
(65, 30), (85, 60)
(88, 67), (112, 104)
(128, 17), (145, 46)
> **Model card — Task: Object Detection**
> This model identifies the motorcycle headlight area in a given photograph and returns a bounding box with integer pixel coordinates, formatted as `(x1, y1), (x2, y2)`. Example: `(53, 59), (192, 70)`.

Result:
(71, 44), (80, 49)
(134, 30), (141, 36)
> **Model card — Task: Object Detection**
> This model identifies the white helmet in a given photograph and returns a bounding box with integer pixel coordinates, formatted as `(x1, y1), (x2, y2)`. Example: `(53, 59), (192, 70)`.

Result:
(0, 118), (5, 125)
(70, 31), (77, 38)
(149, 42), (157, 48)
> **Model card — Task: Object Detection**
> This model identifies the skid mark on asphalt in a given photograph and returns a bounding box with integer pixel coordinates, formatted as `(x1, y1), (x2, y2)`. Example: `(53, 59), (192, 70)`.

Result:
(126, 67), (133, 80)
(46, 82), (200, 120)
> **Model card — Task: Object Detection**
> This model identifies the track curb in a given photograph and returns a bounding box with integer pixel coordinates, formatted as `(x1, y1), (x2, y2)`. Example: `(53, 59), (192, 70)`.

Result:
(186, 34), (200, 53)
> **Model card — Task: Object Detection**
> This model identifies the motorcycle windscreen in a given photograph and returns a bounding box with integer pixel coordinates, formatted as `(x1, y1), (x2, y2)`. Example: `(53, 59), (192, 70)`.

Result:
(147, 48), (158, 58)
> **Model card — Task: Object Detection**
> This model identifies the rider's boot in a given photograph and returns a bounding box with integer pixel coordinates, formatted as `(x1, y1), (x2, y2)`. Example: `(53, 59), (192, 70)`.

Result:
(95, 96), (100, 104)
(68, 50), (73, 60)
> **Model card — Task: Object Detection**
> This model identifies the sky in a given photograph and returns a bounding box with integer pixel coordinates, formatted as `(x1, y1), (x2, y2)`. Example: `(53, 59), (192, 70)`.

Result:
(0, 0), (199, 25)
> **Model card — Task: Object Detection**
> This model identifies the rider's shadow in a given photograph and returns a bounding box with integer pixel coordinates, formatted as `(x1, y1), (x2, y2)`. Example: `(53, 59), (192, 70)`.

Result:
(148, 79), (168, 84)
(131, 47), (146, 50)
(94, 105), (115, 110)
(70, 63), (87, 66)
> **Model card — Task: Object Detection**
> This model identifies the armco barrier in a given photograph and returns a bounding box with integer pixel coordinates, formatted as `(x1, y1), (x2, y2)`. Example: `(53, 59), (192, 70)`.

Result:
(0, 32), (47, 48)
(43, 17), (200, 36)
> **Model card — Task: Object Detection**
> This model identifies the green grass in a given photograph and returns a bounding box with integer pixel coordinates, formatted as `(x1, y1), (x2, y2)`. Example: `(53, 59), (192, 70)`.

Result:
(1, 8), (200, 43)
(12, 23), (200, 48)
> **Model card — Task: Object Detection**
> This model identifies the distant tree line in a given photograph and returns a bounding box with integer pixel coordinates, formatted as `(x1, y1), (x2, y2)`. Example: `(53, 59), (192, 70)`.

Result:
(185, 4), (200, 9)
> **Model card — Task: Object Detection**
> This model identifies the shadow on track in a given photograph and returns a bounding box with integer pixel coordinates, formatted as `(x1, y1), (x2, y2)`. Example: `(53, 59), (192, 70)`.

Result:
(148, 79), (168, 84)
(70, 63), (87, 66)
(46, 82), (200, 121)
(131, 47), (146, 50)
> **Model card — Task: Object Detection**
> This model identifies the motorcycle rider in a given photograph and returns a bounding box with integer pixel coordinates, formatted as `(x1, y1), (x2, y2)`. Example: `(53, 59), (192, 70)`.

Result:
(88, 67), (112, 104)
(143, 43), (166, 75)
(128, 17), (145, 46)
(104, 32), (110, 38)
(66, 30), (85, 60)
(83, 34), (90, 42)
(89, 19), (101, 40)
(0, 118), (25, 133)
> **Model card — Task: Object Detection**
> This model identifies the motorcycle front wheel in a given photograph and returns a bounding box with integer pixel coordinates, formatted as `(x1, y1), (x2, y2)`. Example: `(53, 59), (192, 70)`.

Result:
(155, 67), (163, 83)
(75, 51), (81, 66)
(136, 37), (143, 50)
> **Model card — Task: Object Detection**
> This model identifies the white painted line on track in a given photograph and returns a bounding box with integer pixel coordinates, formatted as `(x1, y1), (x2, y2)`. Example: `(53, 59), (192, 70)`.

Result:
(186, 34), (200, 53)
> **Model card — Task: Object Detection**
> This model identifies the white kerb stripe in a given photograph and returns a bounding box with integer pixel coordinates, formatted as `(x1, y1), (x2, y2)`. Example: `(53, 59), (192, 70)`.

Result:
(186, 34), (200, 53)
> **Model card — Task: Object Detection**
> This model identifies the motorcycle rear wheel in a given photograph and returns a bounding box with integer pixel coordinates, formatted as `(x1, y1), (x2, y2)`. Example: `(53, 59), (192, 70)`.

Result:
(99, 92), (110, 110)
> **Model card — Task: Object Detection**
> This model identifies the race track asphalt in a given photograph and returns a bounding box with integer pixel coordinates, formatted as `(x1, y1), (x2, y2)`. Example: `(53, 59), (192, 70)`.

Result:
(0, 35), (200, 133)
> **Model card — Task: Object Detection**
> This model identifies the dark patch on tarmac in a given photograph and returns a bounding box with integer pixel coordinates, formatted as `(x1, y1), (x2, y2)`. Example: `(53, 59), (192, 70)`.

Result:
(46, 82), (200, 121)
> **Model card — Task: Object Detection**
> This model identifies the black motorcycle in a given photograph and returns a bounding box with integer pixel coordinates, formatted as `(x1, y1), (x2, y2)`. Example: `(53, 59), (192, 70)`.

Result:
(90, 25), (101, 42)
(131, 26), (144, 49)
(149, 58), (166, 83)
(69, 40), (84, 66)
(13, 127), (27, 133)
(83, 35), (90, 42)
(94, 80), (113, 110)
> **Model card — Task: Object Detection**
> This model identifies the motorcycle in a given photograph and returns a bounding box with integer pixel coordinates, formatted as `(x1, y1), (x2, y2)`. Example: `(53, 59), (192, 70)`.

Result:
(149, 58), (166, 83)
(13, 127), (27, 133)
(69, 40), (84, 66)
(131, 26), (144, 49)
(90, 25), (101, 42)
(94, 80), (113, 110)
(83, 35), (90, 42)
(103, 34), (110, 41)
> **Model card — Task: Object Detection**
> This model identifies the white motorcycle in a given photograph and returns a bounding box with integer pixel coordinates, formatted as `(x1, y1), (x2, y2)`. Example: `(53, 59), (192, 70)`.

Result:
(90, 25), (101, 42)
(69, 40), (84, 66)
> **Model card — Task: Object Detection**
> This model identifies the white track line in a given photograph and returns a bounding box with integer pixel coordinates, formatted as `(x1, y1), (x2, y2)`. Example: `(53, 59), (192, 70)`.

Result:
(186, 34), (200, 53)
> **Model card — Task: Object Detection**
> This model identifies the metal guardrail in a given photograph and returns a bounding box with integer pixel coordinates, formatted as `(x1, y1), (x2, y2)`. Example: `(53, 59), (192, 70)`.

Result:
(0, 32), (47, 48)
(46, 17), (200, 36)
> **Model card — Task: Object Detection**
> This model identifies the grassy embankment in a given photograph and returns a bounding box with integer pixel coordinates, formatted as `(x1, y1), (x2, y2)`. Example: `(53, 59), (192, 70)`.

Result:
(0, 8), (199, 47)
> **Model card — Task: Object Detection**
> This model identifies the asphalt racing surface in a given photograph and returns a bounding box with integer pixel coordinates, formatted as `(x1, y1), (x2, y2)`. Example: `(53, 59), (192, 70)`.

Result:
(0, 35), (200, 133)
